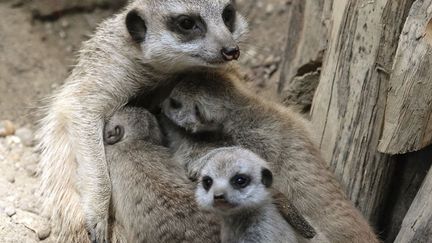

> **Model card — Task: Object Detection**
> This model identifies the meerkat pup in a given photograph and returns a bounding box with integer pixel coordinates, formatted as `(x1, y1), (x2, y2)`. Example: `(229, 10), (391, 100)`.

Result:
(37, 0), (248, 242)
(161, 71), (379, 243)
(103, 107), (220, 243)
(195, 146), (314, 243)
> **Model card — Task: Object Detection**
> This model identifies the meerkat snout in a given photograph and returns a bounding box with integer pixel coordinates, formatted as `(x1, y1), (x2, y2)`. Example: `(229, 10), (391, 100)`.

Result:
(221, 45), (240, 61)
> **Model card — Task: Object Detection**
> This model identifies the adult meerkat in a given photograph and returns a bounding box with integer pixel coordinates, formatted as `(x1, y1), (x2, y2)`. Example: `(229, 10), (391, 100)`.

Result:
(161, 71), (379, 243)
(195, 146), (315, 243)
(37, 0), (248, 242)
(104, 107), (220, 243)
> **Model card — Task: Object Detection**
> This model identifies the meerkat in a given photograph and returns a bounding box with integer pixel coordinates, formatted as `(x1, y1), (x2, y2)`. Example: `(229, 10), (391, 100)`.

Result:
(103, 107), (220, 243)
(195, 146), (315, 243)
(160, 71), (379, 243)
(37, 0), (248, 242)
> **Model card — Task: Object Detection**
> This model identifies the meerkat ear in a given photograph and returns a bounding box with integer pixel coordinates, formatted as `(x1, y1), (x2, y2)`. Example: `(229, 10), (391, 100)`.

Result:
(261, 168), (273, 188)
(126, 9), (147, 43)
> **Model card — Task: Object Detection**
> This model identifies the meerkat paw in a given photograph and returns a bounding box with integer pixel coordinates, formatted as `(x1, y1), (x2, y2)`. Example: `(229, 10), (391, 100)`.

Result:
(88, 219), (110, 243)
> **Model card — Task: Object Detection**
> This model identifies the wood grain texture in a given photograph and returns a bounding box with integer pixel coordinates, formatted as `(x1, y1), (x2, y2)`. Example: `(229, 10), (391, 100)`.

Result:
(278, 0), (330, 112)
(310, 0), (413, 223)
(378, 0), (432, 154)
(394, 163), (432, 243)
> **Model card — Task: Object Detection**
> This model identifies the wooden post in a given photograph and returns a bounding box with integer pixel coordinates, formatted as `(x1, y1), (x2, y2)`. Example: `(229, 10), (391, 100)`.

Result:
(378, 0), (432, 155)
(310, 0), (413, 223)
(278, 0), (330, 112)
(394, 164), (432, 243)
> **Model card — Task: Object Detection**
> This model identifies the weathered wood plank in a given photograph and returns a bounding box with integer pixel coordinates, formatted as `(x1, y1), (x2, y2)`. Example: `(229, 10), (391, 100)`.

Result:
(310, 0), (413, 223)
(379, 145), (432, 242)
(378, 0), (432, 154)
(278, 0), (329, 113)
(394, 162), (432, 243)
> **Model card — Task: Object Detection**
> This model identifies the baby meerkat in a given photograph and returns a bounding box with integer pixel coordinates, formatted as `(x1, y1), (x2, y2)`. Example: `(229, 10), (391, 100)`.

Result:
(37, 0), (248, 242)
(104, 107), (220, 243)
(195, 147), (315, 243)
(161, 71), (379, 243)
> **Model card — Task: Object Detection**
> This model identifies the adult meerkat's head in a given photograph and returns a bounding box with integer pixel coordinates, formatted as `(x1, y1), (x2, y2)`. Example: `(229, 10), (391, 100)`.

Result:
(126, 0), (248, 71)
(195, 147), (273, 215)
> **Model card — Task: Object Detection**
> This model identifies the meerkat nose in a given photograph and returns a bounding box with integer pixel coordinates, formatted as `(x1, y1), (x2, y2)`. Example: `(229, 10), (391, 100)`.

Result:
(221, 46), (240, 61)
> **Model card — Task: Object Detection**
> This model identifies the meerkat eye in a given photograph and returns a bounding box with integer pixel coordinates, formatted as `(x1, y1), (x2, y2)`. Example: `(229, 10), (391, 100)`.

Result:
(169, 98), (182, 109)
(222, 4), (236, 32)
(202, 176), (213, 191)
(230, 174), (251, 189)
(177, 16), (197, 31)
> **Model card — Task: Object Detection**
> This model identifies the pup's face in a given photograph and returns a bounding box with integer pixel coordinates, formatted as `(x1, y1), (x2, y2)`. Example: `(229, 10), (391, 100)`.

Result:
(127, 0), (249, 72)
(195, 147), (273, 215)
(161, 74), (229, 133)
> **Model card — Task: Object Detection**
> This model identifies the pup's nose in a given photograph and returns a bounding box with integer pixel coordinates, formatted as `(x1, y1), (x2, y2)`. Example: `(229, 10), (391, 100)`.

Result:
(221, 46), (240, 61)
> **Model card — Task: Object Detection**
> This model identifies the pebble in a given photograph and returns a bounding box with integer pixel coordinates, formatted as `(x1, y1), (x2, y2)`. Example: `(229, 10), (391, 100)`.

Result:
(59, 30), (67, 39)
(5, 207), (16, 217)
(15, 127), (34, 147)
(6, 174), (15, 183)
(25, 164), (38, 177)
(60, 19), (70, 28)
(37, 226), (51, 240)
(0, 120), (16, 137)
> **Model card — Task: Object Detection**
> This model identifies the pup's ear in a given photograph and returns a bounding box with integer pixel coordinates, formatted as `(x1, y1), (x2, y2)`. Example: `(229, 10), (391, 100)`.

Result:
(261, 168), (273, 188)
(126, 9), (147, 43)
(104, 125), (125, 145)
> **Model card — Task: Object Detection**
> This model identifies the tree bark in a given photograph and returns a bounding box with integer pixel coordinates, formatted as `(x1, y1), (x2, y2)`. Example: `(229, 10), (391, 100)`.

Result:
(394, 162), (432, 243)
(310, 0), (413, 224)
(378, 0), (432, 155)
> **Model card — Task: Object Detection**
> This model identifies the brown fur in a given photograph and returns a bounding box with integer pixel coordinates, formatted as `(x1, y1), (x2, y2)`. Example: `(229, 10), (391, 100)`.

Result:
(161, 71), (379, 243)
(105, 107), (220, 242)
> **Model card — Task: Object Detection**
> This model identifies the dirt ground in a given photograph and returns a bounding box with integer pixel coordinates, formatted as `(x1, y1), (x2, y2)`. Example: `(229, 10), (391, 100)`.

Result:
(0, 0), (292, 241)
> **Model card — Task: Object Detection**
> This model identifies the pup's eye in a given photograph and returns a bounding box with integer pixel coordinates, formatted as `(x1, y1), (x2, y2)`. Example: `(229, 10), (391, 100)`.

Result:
(202, 176), (213, 191)
(178, 16), (196, 30)
(230, 174), (250, 189)
(222, 4), (236, 31)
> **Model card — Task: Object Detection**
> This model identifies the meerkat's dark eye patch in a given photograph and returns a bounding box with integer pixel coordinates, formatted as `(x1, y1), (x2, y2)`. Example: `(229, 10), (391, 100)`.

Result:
(104, 125), (125, 145)
(222, 4), (236, 32)
(166, 15), (207, 41)
(261, 168), (273, 188)
(126, 10), (147, 43)
(169, 98), (182, 109)
(230, 174), (251, 189)
(202, 176), (213, 191)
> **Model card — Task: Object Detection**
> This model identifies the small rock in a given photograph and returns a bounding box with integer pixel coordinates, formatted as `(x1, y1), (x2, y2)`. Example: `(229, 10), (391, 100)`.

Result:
(5, 207), (16, 217)
(25, 164), (38, 177)
(15, 127), (34, 147)
(66, 45), (74, 53)
(266, 4), (274, 15)
(6, 174), (15, 183)
(13, 210), (51, 240)
(61, 19), (70, 28)
(59, 30), (67, 39)
(37, 226), (51, 240)
(0, 120), (16, 137)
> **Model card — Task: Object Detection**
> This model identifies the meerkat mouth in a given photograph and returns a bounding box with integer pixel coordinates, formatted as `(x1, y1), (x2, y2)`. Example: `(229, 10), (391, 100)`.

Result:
(213, 200), (237, 210)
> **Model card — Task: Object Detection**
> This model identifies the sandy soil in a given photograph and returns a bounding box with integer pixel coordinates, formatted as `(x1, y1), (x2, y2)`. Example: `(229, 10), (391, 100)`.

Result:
(0, 0), (291, 241)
